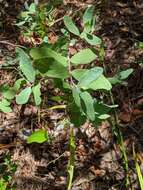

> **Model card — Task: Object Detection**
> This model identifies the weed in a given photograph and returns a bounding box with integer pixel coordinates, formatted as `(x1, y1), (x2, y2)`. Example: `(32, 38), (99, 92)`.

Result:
(0, 154), (17, 190)
(0, 4), (136, 190)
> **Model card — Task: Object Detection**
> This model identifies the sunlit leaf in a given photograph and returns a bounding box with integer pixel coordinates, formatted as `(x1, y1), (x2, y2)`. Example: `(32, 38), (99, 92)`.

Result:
(119, 68), (133, 80)
(81, 32), (102, 46)
(27, 130), (48, 144)
(72, 86), (81, 108)
(63, 16), (80, 36)
(80, 91), (95, 121)
(83, 6), (94, 25)
(32, 83), (41, 106)
(78, 67), (103, 87)
(16, 87), (32, 105)
(98, 114), (110, 119)
(16, 48), (36, 82)
(0, 99), (12, 113)
(70, 49), (97, 65)
(1, 87), (16, 100)
(88, 75), (112, 91)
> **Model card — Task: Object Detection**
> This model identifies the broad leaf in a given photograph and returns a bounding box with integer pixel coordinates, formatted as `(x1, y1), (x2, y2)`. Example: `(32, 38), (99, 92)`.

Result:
(80, 91), (95, 121)
(72, 86), (81, 108)
(71, 68), (111, 91)
(108, 68), (133, 85)
(14, 78), (26, 90)
(88, 75), (112, 91)
(68, 103), (86, 127)
(45, 60), (69, 79)
(32, 83), (41, 106)
(0, 178), (7, 190)
(16, 48), (36, 82)
(70, 49), (97, 65)
(71, 69), (87, 80)
(33, 58), (69, 79)
(83, 6), (94, 25)
(30, 47), (68, 66)
(16, 87), (32, 104)
(119, 68), (133, 80)
(27, 130), (48, 144)
(63, 16), (80, 36)
(81, 32), (102, 46)
(1, 86), (16, 100)
(83, 6), (95, 33)
(0, 99), (12, 113)
(78, 67), (103, 87)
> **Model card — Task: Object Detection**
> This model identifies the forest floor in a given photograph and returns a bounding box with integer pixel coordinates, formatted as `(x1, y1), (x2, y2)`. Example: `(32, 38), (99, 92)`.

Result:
(1, 0), (143, 190)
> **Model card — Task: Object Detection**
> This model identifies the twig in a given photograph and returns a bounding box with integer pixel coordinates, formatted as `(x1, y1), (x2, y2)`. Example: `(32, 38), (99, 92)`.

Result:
(0, 40), (26, 49)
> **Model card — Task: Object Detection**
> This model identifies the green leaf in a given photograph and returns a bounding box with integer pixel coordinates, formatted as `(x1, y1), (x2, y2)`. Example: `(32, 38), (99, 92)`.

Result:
(32, 83), (41, 106)
(1, 87), (16, 100)
(0, 99), (12, 113)
(119, 68), (133, 80)
(70, 49), (97, 65)
(80, 91), (95, 121)
(83, 6), (94, 24)
(81, 32), (102, 46)
(72, 86), (81, 108)
(88, 75), (112, 91)
(78, 67), (103, 87)
(16, 48), (36, 82)
(108, 68), (134, 85)
(83, 6), (95, 33)
(46, 60), (69, 79)
(28, 3), (36, 13)
(27, 130), (48, 144)
(0, 178), (7, 190)
(30, 47), (68, 67)
(98, 114), (110, 120)
(94, 102), (115, 115)
(16, 87), (32, 105)
(68, 103), (86, 127)
(14, 78), (26, 91)
(71, 68), (111, 91)
(71, 69), (87, 80)
(34, 58), (69, 79)
(63, 16), (80, 36)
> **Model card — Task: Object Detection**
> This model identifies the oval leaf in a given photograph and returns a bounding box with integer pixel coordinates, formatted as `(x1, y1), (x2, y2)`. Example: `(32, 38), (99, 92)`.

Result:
(16, 87), (32, 105)
(71, 69), (87, 81)
(119, 68), (133, 80)
(0, 99), (12, 113)
(70, 48), (97, 65)
(80, 91), (95, 121)
(30, 47), (68, 67)
(27, 130), (48, 144)
(88, 75), (112, 91)
(78, 67), (103, 87)
(16, 48), (36, 82)
(81, 32), (102, 46)
(32, 83), (41, 106)
(72, 86), (81, 108)
(63, 16), (80, 36)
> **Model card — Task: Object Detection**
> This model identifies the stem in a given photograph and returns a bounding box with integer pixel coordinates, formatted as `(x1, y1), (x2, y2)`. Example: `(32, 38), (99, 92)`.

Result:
(67, 127), (76, 190)
(109, 90), (130, 187)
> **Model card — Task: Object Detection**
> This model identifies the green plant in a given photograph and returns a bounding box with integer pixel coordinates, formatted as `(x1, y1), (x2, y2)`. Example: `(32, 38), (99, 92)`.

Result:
(63, 6), (101, 46)
(133, 145), (143, 190)
(0, 154), (17, 190)
(16, 2), (57, 39)
(1, 6), (115, 127)
(1, 5), (136, 190)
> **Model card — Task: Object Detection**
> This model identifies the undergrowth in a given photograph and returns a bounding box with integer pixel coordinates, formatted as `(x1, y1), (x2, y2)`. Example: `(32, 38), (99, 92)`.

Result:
(0, 1), (142, 190)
